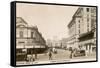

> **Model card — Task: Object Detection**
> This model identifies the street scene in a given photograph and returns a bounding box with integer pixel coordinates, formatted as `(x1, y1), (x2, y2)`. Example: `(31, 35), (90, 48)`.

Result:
(16, 3), (97, 65)
(16, 48), (96, 65)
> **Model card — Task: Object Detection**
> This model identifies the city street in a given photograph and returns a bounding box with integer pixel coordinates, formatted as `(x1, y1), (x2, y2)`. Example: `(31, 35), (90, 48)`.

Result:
(34, 49), (70, 61)
(16, 49), (96, 65)
(32, 49), (96, 61)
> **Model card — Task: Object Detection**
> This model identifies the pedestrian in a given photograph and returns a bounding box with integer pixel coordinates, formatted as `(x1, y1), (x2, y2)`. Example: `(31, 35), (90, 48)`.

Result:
(49, 51), (52, 60)
(32, 54), (35, 62)
(35, 53), (37, 59)
(26, 55), (29, 62)
(34, 50), (37, 59)
(30, 55), (33, 62)
(70, 49), (73, 59)
(28, 55), (32, 62)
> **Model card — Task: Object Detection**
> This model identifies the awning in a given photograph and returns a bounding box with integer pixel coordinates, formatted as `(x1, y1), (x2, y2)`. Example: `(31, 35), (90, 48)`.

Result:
(79, 31), (94, 38)
(79, 39), (95, 45)
(85, 43), (94, 45)
(78, 31), (94, 41)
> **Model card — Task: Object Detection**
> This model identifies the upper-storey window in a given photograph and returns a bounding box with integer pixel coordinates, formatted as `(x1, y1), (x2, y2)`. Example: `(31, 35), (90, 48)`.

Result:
(19, 31), (23, 38)
(87, 15), (89, 22)
(31, 32), (36, 38)
(31, 32), (34, 38)
(87, 8), (89, 12)
(78, 20), (80, 23)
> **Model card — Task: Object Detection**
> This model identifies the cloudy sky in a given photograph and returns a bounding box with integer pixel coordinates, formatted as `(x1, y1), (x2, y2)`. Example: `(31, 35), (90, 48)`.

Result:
(16, 3), (78, 40)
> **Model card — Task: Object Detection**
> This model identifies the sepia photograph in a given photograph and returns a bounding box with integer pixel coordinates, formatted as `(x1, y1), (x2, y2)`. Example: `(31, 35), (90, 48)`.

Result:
(15, 2), (97, 66)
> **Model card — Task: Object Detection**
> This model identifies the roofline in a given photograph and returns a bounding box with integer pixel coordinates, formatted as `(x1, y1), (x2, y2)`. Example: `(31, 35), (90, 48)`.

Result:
(72, 7), (81, 18)
(67, 18), (75, 28)
(67, 7), (81, 28)
(16, 17), (28, 24)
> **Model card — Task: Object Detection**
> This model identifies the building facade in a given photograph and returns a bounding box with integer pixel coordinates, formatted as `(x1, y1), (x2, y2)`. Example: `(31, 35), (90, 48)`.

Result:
(16, 17), (47, 61)
(68, 7), (96, 52)
(67, 15), (79, 49)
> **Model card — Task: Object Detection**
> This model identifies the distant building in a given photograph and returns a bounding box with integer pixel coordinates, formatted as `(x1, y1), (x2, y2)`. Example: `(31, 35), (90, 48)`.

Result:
(16, 17), (47, 61)
(68, 7), (96, 52)
(46, 39), (52, 48)
(60, 38), (69, 49)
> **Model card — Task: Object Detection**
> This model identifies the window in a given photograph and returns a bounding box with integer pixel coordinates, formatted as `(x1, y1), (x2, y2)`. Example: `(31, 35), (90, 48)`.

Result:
(87, 15), (89, 22)
(78, 20), (80, 28)
(19, 31), (23, 38)
(31, 32), (35, 38)
(87, 18), (89, 22)
(78, 20), (80, 23)
(79, 30), (80, 34)
(31, 32), (34, 38)
(91, 18), (95, 29)
(86, 45), (88, 50)
(91, 8), (96, 13)
(87, 8), (89, 12)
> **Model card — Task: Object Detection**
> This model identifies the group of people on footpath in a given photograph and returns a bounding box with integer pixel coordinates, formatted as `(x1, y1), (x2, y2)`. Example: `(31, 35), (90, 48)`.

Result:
(26, 51), (38, 62)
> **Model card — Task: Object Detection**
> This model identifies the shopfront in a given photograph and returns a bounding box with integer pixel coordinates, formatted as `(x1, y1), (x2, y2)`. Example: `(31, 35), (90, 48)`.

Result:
(78, 31), (96, 52)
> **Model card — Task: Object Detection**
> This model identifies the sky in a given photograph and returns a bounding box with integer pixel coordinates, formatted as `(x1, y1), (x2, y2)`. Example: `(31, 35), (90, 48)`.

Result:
(16, 3), (78, 40)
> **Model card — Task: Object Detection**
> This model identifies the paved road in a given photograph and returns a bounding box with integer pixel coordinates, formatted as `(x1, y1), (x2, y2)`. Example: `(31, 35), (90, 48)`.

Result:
(35, 49), (71, 61)
(16, 49), (96, 65)
(36, 49), (96, 60)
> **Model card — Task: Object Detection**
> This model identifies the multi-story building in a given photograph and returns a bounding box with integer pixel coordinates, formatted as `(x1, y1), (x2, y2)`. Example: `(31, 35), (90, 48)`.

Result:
(16, 17), (47, 61)
(68, 7), (96, 52)
(67, 15), (79, 49)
